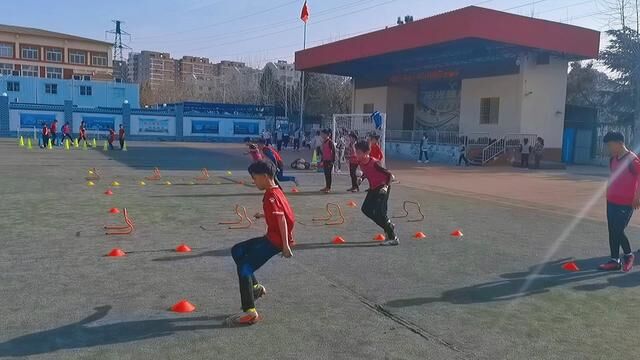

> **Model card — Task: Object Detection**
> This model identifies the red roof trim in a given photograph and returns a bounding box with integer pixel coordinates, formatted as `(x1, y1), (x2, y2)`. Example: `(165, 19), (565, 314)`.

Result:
(295, 6), (600, 71)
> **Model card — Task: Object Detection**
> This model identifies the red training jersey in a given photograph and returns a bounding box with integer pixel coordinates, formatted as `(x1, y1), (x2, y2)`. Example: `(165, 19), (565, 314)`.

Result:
(321, 139), (335, 161)
(50, 123), (57, 133)
(263, 187), (295, 249)
(62, 124), (70, 134)
(108, 130), (116, 143)
(608, 151), (640, 206)
(42, 127), (49, 136)
(360, 156), (391, 190)
(118, 128), (125, 139)
(370, 143), (383, 161)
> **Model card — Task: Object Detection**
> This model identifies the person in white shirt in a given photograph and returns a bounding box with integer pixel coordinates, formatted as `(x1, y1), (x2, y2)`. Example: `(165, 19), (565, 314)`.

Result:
(520, 138), (532, 168)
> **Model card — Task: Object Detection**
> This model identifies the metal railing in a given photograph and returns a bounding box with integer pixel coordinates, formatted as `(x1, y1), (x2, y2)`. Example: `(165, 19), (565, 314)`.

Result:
(481, 138), (506, 164)
(505, 133), (538, 149)
(385, 130), (490, 146)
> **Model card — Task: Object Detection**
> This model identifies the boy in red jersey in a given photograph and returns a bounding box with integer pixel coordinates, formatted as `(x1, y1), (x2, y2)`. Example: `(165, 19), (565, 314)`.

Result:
(108, 128), (116, 150)
(118, 124), (126, 150)
(369, 134), (384, 163)
(599, 131), (640, 272)
(355, 140), (398, 246)
(228, 160), (295, 325)
(320, 129), (336, 193)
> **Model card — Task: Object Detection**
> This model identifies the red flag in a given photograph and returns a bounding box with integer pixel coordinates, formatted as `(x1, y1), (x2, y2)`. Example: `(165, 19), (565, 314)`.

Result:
(300, 1), (309, 23)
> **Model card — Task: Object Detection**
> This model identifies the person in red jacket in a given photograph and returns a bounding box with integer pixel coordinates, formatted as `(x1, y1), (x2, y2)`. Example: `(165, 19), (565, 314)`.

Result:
(320, 129), (336, 193)
(369, 133), (384, 162)
(50, 120), (58, 146)
(41, 123), (50, 149)
(118, 124), (126, 150)
(345, 132), (360, 192)
(108, 128), (116, 150)
(61, 121), (73, 145)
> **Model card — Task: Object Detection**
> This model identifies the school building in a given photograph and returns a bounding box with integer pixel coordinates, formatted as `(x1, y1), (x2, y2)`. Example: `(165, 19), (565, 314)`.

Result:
(295, 6), (601, 164)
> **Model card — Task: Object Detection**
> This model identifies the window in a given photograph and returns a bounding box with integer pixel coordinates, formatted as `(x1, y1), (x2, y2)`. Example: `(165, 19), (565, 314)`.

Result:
(46, 48), (63, 62)
(91, 53), (108, 67)
(21, 46), (39, 60)
(46, 67), (62, 79)
(233, 122), (259, 135)
(0, 43), (13, 58)
(80, 85), (92, 96)
(69, 50), (86, 65)
(480, 97), (500, 124)
(6, 81), (19, 92)
(45, 83), (58, 94)
(0, 63), (13, 75)
(363, 103), (374, 113)
(73, 74), (91, 81)
(21, 65), (39, 77)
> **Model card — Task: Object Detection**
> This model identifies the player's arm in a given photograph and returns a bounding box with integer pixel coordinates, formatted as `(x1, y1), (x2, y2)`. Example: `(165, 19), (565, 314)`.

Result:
(263, 148), (277, 164)
(274, 212), (292, 258)
(331, 141), (338, 162)
(633, 158), (640, 209)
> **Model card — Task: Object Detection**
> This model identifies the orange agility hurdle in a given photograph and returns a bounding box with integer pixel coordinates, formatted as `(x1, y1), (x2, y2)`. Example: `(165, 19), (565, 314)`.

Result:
(145, 167), (162, 181)
(392, 201), (425, 222)
(311, 202), (345, 226)
(195, 168), (210, 181)
(219, 204), (253, 229)
(104, 208), (135, 235)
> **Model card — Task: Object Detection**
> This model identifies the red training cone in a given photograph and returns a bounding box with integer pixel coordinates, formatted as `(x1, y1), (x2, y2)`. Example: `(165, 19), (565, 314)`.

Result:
(562, 262), (580, 272)
(107, 248), (126, 257)
(414, 232), (427, 239)
(109, 208), (120, 214)
(373, 234), (386, 241)
(176, 244), (192, 253)
(332, 236), (346, 245)
(104, 189), (114, 196)
(347, 201), (357, 208)
(291, 187), (300, 193)
(171, 299), (196, 313)
(450, 229), (464, 237)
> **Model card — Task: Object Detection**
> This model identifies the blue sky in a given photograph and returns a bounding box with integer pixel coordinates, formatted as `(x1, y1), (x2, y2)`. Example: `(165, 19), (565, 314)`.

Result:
(1, 0), (613, 67)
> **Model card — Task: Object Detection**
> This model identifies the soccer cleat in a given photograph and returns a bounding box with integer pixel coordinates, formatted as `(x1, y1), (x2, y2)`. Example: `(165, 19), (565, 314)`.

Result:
(347, 187), (359, 192)
(424, 160), (430, 164)
(417, 160), (423, 163)
(622, 253), (635, 272)
(598, 260), (621, 271)
(380, 237), (399, 246)
(253, 284), (267, 300)
(227, 309), (261, 326)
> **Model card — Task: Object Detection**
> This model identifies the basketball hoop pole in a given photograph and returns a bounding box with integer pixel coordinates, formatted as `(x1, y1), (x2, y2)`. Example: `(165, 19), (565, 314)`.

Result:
(299, 22), (306, 132)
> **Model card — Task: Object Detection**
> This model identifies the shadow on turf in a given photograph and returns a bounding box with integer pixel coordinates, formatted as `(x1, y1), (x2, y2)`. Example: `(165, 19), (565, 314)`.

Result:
(0, 305), (231, 357)
(385, 257), (636, 308)
(152, 242), (381, 262)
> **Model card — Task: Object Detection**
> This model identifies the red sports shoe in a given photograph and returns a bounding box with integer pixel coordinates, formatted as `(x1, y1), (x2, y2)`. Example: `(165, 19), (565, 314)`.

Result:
(598, 260), (621, 271)
(227, 309), (261, 326)
(622, 254), (635, 272)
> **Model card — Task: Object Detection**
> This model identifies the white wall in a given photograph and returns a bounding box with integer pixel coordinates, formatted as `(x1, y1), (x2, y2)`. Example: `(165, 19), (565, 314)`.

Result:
(353, 86), (388, 114)
(459, 74), (522, 138)
(518, 56), (568, 148)
(10, 109), (64, 131)
(130, 115), (176, 136)
(72, 113), (123, 134)
(183, 117), (265, 137)
(386, 85), (417, 130)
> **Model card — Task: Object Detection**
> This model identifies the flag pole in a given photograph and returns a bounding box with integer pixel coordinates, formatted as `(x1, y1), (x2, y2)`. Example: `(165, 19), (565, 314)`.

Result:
(299, 21), (306, 133)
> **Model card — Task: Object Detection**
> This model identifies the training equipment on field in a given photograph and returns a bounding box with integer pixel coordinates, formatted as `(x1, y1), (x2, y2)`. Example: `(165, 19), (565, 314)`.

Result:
(146, 167), (162, 181)
(374, 233), (386, 241)
(139, 181), (146, 186)
(195, 168), (210, 181)
(104, 208), (135, 235)
(291, 187), (300, 193)
(332, 236), (346, 245)
(219, 204), (253, 229)
(103, 141), (108, 151)
(332, 112), (386, 163)
(175, 244), (192, 253)
(346, 200), (357, 208)
(27, 138), (33, 150)
(450, 229), (464, 237)
(111, 181), (120, 187)
(47, 138), (53, 149)
(562, 262), (580, 272)
(92, 138), (97, 147)
(392, 201), (425, 222)
(122, 141), (128, 151)
(109, 208), (120, 214)
(87, 181), (95, 187)
(171, 300), (196, 313)
(107, 248), (126, 257)
(311, 203), (345, 226)
(104, 189), (114, 196)
(86, 168), (101, 181)
(164, 180), (172, 186)
(414, 232), (427, 239)
(19, 136), (24, 147)
(64, 139), (70, 150)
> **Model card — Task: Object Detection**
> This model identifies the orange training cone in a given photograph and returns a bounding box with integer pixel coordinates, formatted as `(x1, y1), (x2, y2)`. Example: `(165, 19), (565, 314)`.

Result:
(171, 299), (196, 313)
(291, 187), (300, 193)
(109, 208), (120, 214)
(373, 234), (386, 241)
(347, 201), (357, 208)
(107, 248), (126, 257)
(104, 189), (114, 196)
(562, 262), (580, 272)
(450, 229), (464, 237)
(176, 244), (192, 253)
(332, 236), (346, 245)
(414, 232), (427, 239)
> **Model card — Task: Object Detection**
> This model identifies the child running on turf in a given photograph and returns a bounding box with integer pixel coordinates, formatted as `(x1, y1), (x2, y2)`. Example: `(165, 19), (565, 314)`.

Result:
(355, 140), (398, 246)
(320, 129), (336, 193)
(599, 131), (640, 272)
(61, 121), (73, 145)
(246, 143), (264, 163)
(228, 160), (295, 325)
(118, 124), (126, 150)
(41, 123), (50, 149)
(108, 128), (116, 150)
(345, 132), (360, 192)
(257, 139), (299, 186)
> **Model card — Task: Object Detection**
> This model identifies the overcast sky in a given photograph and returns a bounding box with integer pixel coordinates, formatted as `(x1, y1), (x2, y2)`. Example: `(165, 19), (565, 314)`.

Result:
(1, 0), (618, 67)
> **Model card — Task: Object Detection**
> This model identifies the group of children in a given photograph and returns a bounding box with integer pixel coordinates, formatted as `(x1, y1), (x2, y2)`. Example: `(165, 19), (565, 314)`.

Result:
(232, 131), (397, 325)
(39, 120), (125, 150)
